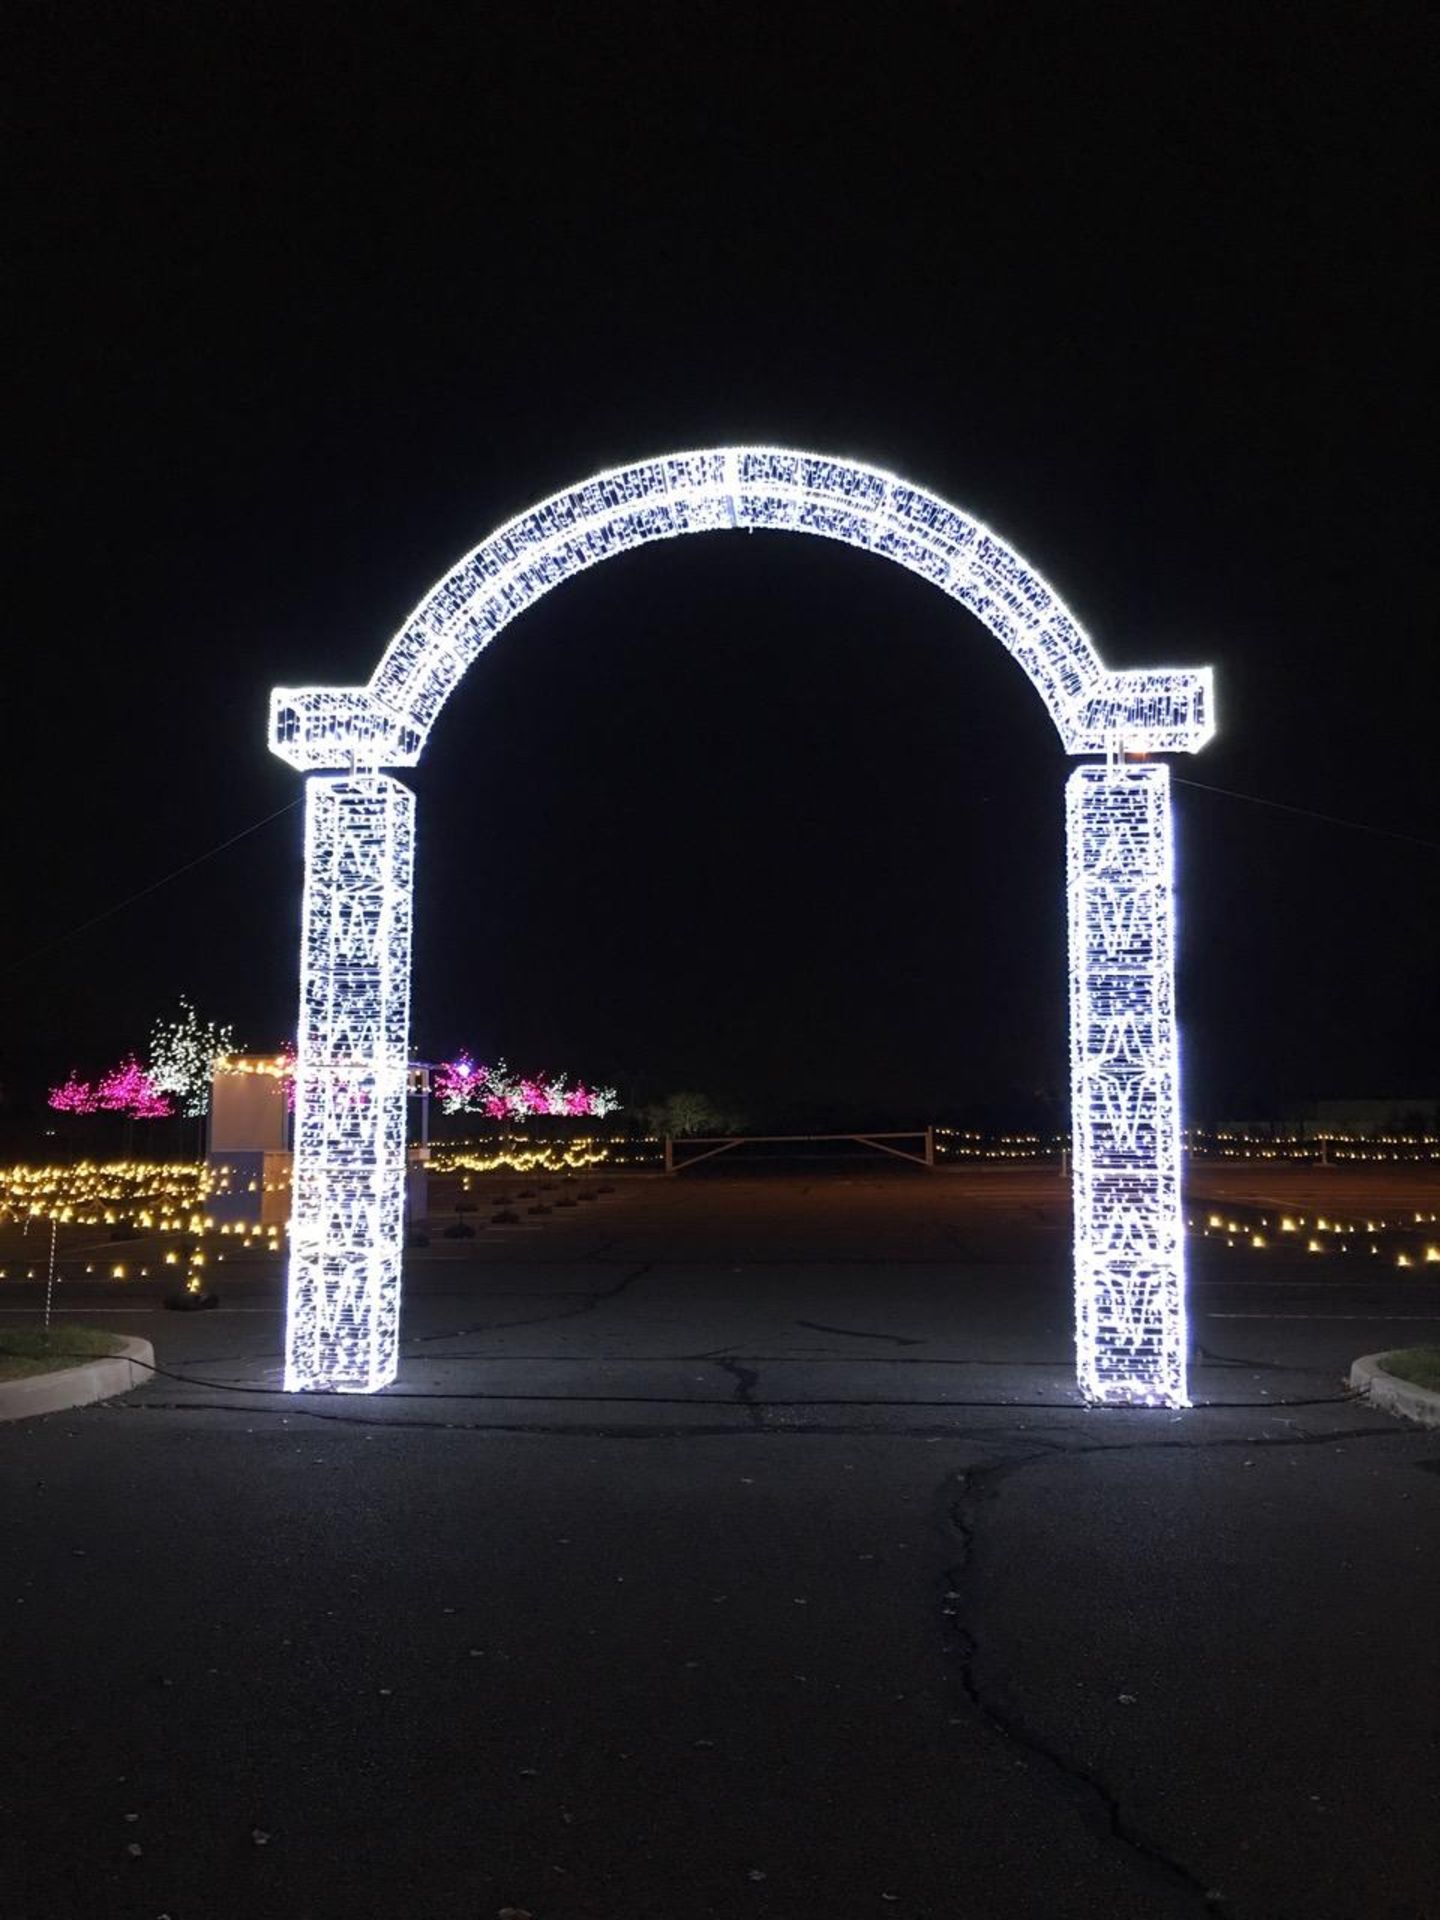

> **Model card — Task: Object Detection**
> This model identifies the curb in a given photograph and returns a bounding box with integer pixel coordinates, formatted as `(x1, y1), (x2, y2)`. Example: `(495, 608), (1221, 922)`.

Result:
(1349, 1353), (1440, 1430)
(0, 1336), (156, 1424)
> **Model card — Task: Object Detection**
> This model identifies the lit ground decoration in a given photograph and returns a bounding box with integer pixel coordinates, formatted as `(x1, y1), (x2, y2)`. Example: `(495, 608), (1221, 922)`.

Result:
(269, 447), (1214, 1402)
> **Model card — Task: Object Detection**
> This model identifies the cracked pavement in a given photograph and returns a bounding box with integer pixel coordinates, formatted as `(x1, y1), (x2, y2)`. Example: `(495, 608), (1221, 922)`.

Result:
(2, 1171), (1437, 1918)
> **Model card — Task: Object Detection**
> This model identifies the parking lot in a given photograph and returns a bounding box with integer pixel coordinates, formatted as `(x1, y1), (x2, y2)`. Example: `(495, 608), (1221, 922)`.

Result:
(2, 1166), (1437, 1918)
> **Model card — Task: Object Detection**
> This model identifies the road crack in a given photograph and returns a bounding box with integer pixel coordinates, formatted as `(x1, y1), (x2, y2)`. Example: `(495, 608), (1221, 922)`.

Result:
(406, 1263), (654, 1344)
(941, 1450), (1228, 1914)
(713, 1357), (765, 1429)
(795, 1319), (924, 1346)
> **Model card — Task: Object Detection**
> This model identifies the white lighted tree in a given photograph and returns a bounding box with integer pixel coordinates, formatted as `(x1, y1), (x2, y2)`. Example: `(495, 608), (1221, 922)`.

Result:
(149, 997), (235, 1119)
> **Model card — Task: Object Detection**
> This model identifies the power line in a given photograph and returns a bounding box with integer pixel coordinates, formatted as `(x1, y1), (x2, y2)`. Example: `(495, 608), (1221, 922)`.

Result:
(1173, 776), (1440, 852)
(3, 798), (302, 977)
(5, 775), (1432, 983)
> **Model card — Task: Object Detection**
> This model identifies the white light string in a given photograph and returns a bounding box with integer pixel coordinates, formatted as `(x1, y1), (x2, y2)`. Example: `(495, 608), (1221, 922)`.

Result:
(271, 448), (1212, 1403)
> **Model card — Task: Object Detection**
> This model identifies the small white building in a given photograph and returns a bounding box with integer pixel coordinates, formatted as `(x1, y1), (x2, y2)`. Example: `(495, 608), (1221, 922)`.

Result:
(207, 1055), (293, 1224)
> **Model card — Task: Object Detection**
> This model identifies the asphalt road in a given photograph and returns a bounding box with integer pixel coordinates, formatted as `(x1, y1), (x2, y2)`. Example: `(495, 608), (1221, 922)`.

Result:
(2, 1171), (1438, 1919)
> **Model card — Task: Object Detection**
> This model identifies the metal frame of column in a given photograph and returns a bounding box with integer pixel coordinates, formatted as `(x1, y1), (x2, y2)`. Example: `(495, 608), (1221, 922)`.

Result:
(1066, 760), (1188, 1407)
(283, 773), (415, 1393)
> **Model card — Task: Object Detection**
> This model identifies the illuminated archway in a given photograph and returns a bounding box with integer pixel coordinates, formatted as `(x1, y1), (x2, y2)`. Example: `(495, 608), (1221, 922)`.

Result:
(270, 447), (1214, 1405)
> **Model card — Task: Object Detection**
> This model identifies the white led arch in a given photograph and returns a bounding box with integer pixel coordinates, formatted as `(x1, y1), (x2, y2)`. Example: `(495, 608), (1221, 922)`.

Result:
(270, 446), (1214, 1405)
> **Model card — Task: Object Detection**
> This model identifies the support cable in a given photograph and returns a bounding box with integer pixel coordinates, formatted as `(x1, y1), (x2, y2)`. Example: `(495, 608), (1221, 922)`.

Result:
(1174, 777), (1440, 852)
(2, 798), (302, 975)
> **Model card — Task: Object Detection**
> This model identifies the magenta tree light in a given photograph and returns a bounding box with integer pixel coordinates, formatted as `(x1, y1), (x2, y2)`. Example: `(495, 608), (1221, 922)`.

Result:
(96, 1057), (175, 1119)
(47, 1071), (101, 1115)
(431, 1052), (618, 1120)
(431, 1051), (487, 1109)
(49, 1056), (175, 1121)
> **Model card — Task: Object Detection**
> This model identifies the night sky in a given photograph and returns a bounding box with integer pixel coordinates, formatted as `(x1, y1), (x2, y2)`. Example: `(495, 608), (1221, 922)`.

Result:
(6, 2), (1436, 1133)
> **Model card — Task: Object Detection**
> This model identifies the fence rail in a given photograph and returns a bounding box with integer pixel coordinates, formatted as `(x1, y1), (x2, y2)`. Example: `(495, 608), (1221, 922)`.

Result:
(664, 1129), (935, 1174)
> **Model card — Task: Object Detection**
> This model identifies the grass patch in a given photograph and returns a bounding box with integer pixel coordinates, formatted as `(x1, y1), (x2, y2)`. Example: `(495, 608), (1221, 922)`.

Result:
(0, 1326), (127, 1381)
(1380, 1346), (1440, 1393)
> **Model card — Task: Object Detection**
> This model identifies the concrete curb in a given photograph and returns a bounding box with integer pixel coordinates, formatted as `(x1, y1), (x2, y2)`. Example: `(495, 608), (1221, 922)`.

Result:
(0, 1336), (156, 1424)
(1349, 1352), (1440, 1430)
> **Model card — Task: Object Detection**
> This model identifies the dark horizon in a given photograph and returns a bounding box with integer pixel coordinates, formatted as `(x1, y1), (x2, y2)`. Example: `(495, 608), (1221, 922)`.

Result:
(7, 3), (1436, 1138)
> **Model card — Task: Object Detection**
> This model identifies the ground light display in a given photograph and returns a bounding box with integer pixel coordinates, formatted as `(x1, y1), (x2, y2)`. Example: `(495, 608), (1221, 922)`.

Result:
(6, 1156), (1437, 1286)
(269, 446), (1216, 1402)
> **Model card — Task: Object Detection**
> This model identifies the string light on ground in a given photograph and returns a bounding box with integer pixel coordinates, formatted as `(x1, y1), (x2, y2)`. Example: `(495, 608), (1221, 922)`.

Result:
(0, 1160), (293, 1311)
(430, 1141), (612, 1176)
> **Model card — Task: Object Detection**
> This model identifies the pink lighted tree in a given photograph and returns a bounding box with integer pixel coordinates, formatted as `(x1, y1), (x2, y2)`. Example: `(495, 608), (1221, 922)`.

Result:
(431, 1051), (618, 1120)
(432, 1052), (487, 1108)
(50, 1057), (174, 1120)
(96, 1057), (174, 1119)
(515, 1078), (550, 1116)
(48, 1072), (100, 1115)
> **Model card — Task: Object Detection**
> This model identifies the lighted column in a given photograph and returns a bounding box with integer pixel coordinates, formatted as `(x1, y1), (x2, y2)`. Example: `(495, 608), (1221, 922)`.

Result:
(1067, 761), (1188, 1406)
(285, 774), (414, 1392)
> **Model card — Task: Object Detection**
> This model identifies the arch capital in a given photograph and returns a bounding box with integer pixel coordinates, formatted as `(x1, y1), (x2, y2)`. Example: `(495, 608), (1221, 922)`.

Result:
(270, 685), (423, 772)
(1065, 666), (1214, 756)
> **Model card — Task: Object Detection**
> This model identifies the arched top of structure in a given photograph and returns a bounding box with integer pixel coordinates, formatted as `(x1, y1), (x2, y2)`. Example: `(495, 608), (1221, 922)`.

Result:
(271, 446), (1213, 769)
